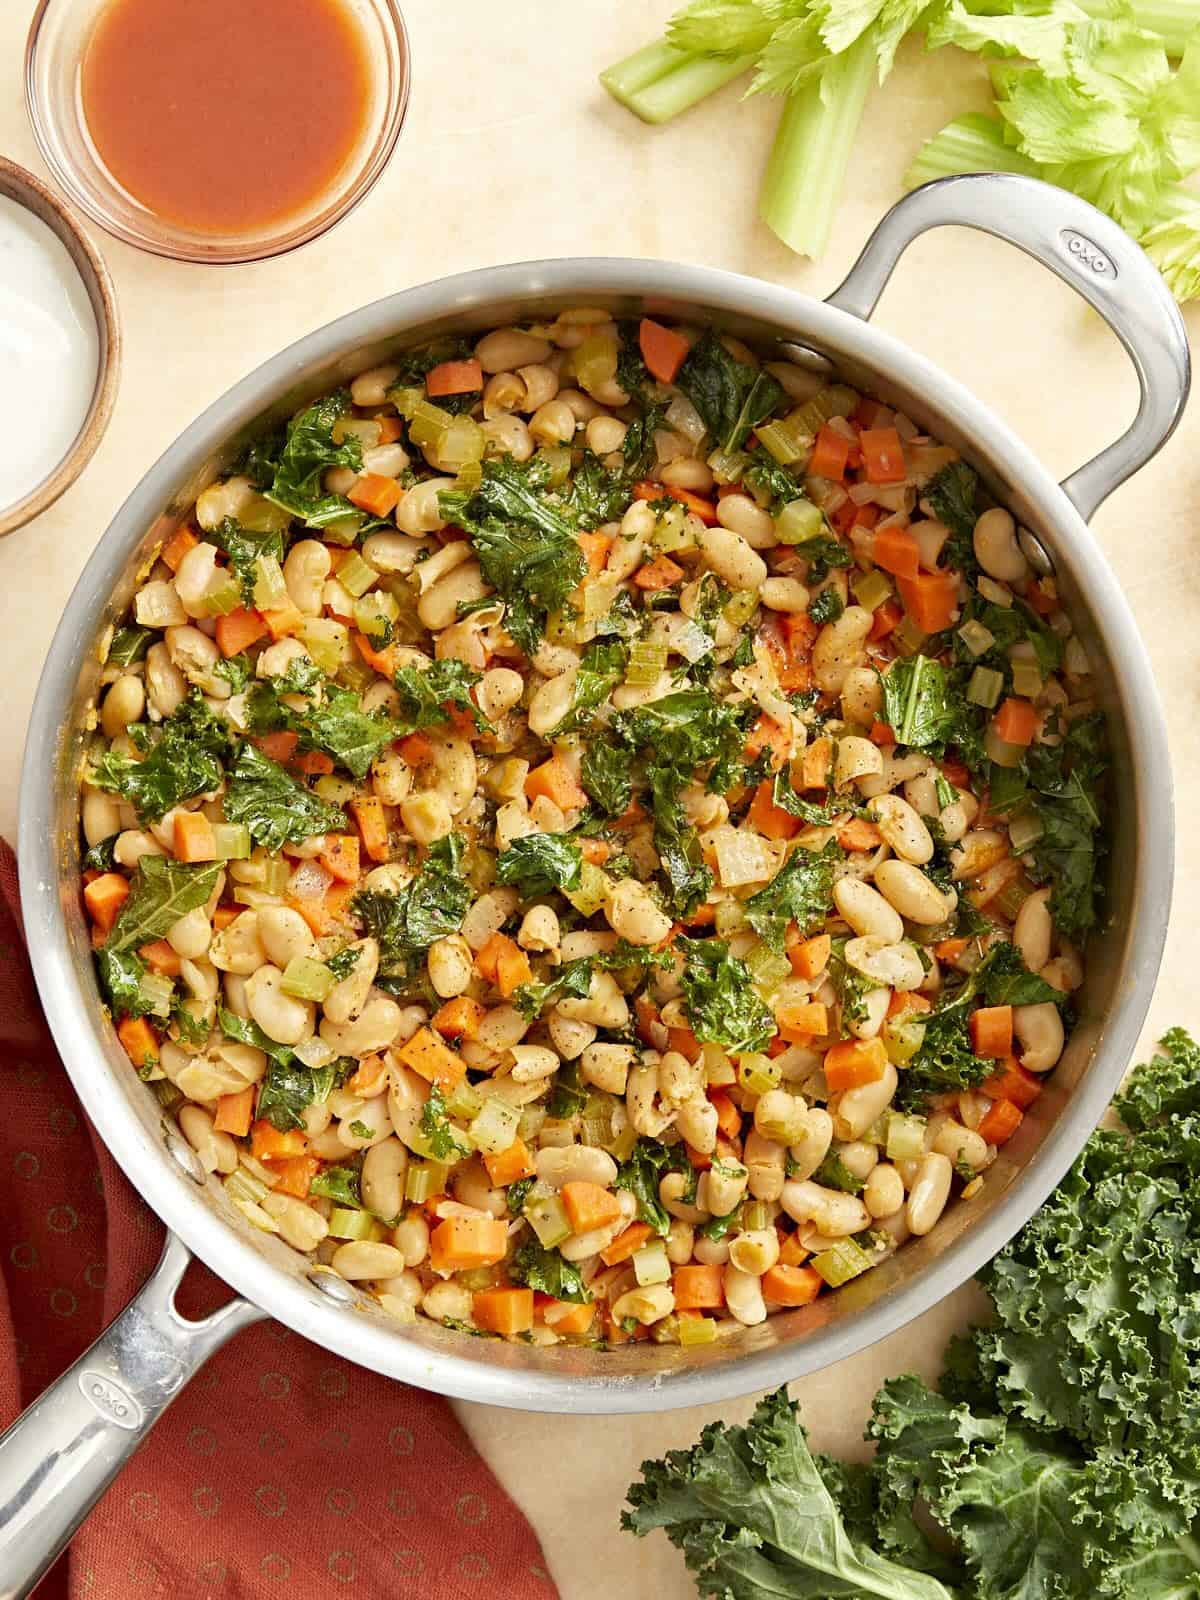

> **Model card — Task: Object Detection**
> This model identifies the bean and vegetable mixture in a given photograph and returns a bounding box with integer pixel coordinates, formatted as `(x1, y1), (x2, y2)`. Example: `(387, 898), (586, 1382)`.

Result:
(79, 311), (1105, 1347)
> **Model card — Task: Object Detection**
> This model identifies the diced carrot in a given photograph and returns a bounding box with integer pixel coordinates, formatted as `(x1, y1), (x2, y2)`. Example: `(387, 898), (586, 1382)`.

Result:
(933, 937), (970, 962)
(213, 906), (239, 932)
(319, 834), (360, 884)
(286, 897), (331, 938)
(482, 1138), (535, 1188)
(762, 1263), (823, 1307)
(707, 1089), (741, 1142)
(970, 1004), (1014, 1059)
(897, 571), (959, 633)
(940, 759), (969, 788)
(138, 939), (182, 978)
(672, 1264), (725, 1310)
(474, 931), (511, 985)
(788, 933), (831, 980)
(838, 817), (882, 852)
(869, 599), (903, 641)
(776, 1001), (829, 1041)
(632, 481), (718, 525)
(398, 1025), (467, 1090)
(993, 697), (1038, 747)
(348, 473), (402, 518)
(870, 719), (896, 747)
(373, 415), (405, 444)
(577, 531), (612, 577)
(800, 737), (832, 790)
(431, 996), (486, 1040)
(1026, 580), (1059, 615)
(980, 1057), (1043, 1110)
(350, 796), (390, 864)
(639, 318), (690, 384)
(633, 554), (685, 591)
(347, 1053), (389, 1097)
(872, 524), (920, 580)
(561, 1181), (623, 1235)
(749, 779), (801, 841)
(161, 525), (199, 572)
(684, 1142), (712, 1170)
(213, 1086), (255, 1137)
(260, 601), (305, 640)
(853, 398), (889, 428)
(580, 837), (611, 866)
(823, 1036), (889, 1092)
(809, 423), (851, 481)
(472, 1286), (534, 1336)
(635, 995), (662, 1047)
(292, 750), (335, 777)
(117, 1015), (159, 1069)
(600, 1221), (654, 1267)
(888, 989), (931, 1018)
(429, 1215), (508, 1272)
(172, 811), (216, 863)
(667, 1023), (701, 1060)
(250, 1121), (309, 1163)
(272, 1155), (321, 1199)
(353, 630), (399, 678)
(83, 873), (130, 933)
(214, 606), (268, 658)
(781, 612), (819, 655)
(779, 1231), (811, 1266)
(540, 1300), (596, 1335)
(255, 730), (299, 763)
(524, 756), (588, 811)
(860, 426), (907, 484)
(474, 931), (532, 998)
(977, 1098), (1025, 1146)
(426, 358), (484, 397)
(396, 731), (434, 767)
(744, 714), (792, 770)
(682, 903), (716, 928)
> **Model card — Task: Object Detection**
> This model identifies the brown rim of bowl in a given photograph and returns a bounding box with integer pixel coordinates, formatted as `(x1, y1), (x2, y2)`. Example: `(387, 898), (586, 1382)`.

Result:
(23, 0), (412, 266)
(0, 157), (121, 539)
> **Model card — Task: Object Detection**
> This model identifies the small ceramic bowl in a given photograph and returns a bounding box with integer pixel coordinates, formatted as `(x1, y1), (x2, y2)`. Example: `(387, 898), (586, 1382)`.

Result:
(0, 157), (120, 539)
(25, 0), (411, 265)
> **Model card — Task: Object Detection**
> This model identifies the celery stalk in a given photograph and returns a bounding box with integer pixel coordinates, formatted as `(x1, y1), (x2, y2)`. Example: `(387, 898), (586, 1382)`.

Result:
(759, 33), (877, 259)
(1078, 0), (1199, 54)
(600, 40), (754, 124)
(905, 114), (1040, 190)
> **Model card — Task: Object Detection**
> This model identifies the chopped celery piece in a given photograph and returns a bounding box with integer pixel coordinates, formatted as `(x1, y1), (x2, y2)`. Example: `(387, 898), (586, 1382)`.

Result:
(886, 1112), (927, 1163)
(238, 495), (293, 535)
(633, 1240), (672, 1286)
(260, 859), (292, 895)
(526, 1193), (570, 1248)
(744, 941), (792, 995)
(724, 589), (760, 626)
(977, 576), (1013, 608)
(851, 569), (892, 611)
(253, 554), (288, 611)
(652, 502), (692, 553)
(707, 447), (749, 484)
(883, 1017), (926, 1066)
(154, 1080), (183, 1111)
(574, 332), (618, 390)
(353, 591), (400, 644)
(742, 1200), (771, 1232)
(563, 862), (611, 917)
(225, 1166), (269, 1205)
(435, 415), (484, 474)
(756, 420), (806, 465)
(202, 575), (242, 617)
(211, 823), (251, 861)
(322, 513), (366, 548)
(328, 1206), (381, 1241)
(1011, 659), (1043, 699)
(388, 384), (424, 419)
(967, 666), (1005, 709)
(737, 1052), (782, 1096)
(458, 1266), (496, 1292)
(1008, 810), (1045, 854)
(776, 498), (825, 545)
(715, 899), (746, 937)
(281, 956), (336, 1002)
(958, 619), (997, 657)
(678, 1313), (717, 1346)
(338, 552), (380, 598)
(517, 1105), (547, 1145)
(599, 40), (754, 125)
(297, 616), (351, 674)
(455, 458), (483, 494)
(985, 725), (1025, 769)
(625, 638), (668, 686)
(812, 1236), (874, 1287)
(405, 1162), (449, 1204)
(891, 617), (928, 657)
(791, 383), (861, 437)
(137, 971), (173, 1020)
(314, 775), (357, 805)
(409, 399), (453, 449)
(993, 875), (1032, 922)
(605, 1123), (638, 1163)
(539, 446), (572, 488)
(468, 1097), (519, 1155)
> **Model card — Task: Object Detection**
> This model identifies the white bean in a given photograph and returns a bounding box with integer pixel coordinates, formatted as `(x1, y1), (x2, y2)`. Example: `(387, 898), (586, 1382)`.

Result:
(534, 1145), (618, 1189)
(82, 789), (120, 847)
(263, 1192), (329, 1253)
(870, 794), (934, 864)
(716, 494), (776, 548)
(864, 1163), (905, 1219)
(333, 1241), (406, 1281)
(604, 878), (672, 946)
(178, 1105), (238, 1175)
(832, 1064), (898, 1140)
(812, 607), (872, 694)
(696, 523), (767, 591)
(973, 507), (1029, 583)
(283, 540), (332, 616)
(323, 938), (380, 1023)
(722, 1264), (767, 1326)
(1014, 1002), (1065, 1072)
(833, 876), (904, 943)
(256, 905), (316, 969)
(100, 675), (146, 737)
(1013, 888), (1053, 973)
(475, 328), (552, 372)
(906, 1152), (953, 1235)
(874, 860), (955, 925)
(835, 736), (883, 789)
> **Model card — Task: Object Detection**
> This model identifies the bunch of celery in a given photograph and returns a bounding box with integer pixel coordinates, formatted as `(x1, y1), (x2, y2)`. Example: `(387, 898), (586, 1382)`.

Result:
(600, 0), (1200, 298)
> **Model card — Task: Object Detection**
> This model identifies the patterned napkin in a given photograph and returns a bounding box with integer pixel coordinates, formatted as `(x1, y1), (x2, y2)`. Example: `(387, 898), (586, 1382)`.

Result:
(0, 842), (558, 1598)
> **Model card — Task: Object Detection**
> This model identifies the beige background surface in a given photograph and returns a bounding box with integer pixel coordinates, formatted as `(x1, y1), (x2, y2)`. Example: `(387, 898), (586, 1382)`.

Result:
(1, 3), (1198, 1595)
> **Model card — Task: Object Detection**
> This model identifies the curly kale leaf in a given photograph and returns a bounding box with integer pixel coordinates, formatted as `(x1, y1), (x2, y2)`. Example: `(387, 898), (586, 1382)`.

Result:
(510, 1240), (591, 1304)
(90, 691), (234, 823)
(744, 839), (841, 952)
(351, 834), (471, 985)
(676, 330), (785, 453)
(223, 742), (347, 851)
(678, 936), (776, 1053)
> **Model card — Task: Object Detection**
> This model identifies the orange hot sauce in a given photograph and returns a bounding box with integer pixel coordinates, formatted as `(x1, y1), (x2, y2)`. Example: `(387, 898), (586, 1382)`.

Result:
(80, 0), (373, 236)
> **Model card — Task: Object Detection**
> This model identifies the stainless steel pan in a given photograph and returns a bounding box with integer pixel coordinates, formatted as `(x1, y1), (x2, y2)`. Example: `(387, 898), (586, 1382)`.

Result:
(3, 174), (1189, 1599)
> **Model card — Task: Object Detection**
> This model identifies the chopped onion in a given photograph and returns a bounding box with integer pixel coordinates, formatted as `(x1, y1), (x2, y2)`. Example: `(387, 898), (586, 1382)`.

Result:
(294, 1036), (337, 1070)
(984, 724), (1025, 768)
(666, 393), (707, 445)
(977, 576), (1014, 608)
(711, 825), (774, 888)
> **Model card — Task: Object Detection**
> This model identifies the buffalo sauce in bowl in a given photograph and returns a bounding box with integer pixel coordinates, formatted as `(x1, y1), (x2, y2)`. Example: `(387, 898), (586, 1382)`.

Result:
(81, 0), (373, 235)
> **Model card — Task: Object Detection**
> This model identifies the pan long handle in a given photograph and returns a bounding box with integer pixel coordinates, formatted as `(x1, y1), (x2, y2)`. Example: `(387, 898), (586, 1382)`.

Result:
(0, 1233), (264, 1599)
(825, 172), (1192, 521)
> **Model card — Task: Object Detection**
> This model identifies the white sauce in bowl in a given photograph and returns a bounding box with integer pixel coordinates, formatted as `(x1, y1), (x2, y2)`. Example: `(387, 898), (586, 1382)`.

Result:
(0, 195), (100, 513)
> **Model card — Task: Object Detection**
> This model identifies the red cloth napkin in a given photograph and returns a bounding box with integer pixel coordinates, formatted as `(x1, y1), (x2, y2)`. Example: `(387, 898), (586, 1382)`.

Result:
(0, 842), (559, 1598)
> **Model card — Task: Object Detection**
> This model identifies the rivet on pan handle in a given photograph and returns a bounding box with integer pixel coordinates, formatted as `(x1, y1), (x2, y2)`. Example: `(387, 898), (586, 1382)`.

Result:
(825, 173), (1191, 522)
(0, 1234), (264, 1599)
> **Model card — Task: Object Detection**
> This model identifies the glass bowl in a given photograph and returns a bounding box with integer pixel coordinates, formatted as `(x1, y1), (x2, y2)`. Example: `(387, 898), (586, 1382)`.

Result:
(25, 0), (410, 265)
